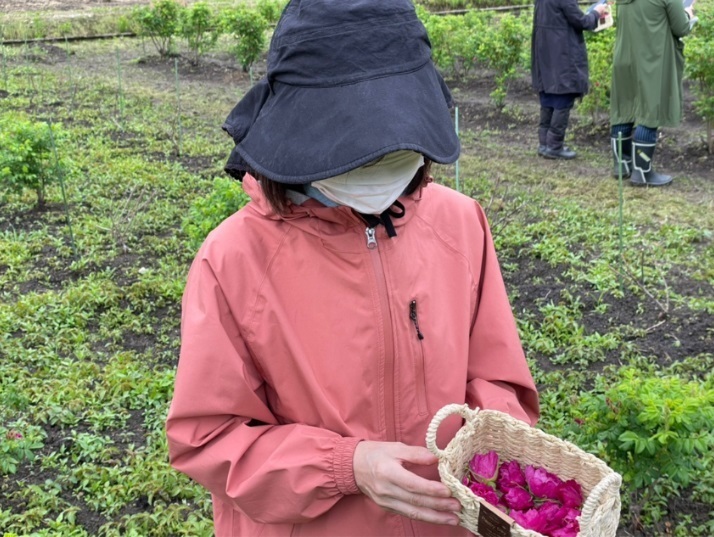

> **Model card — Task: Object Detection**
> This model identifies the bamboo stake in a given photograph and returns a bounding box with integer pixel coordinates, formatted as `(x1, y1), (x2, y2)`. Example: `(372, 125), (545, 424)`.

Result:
(115, 45), (124, 128)
(617, 132), (624, 290)
(1, 43), (7, 92)
(174, 57), (182, 156)
(64, 36), (77, 110)
(455, 106), (461, 193)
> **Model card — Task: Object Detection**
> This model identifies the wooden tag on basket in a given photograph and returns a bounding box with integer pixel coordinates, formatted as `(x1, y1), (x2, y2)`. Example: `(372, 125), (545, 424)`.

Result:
(476, 499), (514, 537)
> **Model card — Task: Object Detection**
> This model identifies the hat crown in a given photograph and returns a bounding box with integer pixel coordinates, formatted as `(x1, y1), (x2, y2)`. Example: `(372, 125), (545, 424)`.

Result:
(268, 0), (432, 87)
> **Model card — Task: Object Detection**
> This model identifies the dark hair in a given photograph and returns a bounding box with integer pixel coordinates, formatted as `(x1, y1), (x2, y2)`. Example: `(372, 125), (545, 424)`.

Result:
(256, 158), (433, 215)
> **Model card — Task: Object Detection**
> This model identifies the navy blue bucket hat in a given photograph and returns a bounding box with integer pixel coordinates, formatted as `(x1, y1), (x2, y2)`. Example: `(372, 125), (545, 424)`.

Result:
(222, 0), (460, 185)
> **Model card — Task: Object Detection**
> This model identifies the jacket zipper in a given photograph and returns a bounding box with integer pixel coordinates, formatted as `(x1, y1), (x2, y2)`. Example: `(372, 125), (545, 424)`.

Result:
(365, 227), (377, 249)
(409, 300), (428, 417)
(364, 226), (397, 442)
(409, 300), (424, 340)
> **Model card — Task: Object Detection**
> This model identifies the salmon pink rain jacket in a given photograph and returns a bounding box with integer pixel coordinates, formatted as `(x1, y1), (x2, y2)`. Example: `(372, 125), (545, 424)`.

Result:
(166, 175), (539, 537)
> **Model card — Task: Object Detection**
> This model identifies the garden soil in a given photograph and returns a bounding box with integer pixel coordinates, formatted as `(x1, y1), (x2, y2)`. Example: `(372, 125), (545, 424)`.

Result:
(0, 0), (151, 14)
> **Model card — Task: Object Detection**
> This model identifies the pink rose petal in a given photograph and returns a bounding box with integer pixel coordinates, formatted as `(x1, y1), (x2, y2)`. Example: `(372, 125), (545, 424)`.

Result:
(551, 519), (580, 537)
(469, 451), (499, 482)
(510, 508), (548, 533)
(556, 479), (584, 509)
(469, 481), (500, 507)
(562, 507), (581, 525)
(501, 485), (533, 510)
(525, 465), (563, 500)
(536, 501), (565, 533)
(496, 460), (527, 491)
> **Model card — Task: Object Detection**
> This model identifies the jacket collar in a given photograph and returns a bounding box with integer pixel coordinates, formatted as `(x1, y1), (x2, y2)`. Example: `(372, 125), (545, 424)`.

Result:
(242, 174), (423, 233)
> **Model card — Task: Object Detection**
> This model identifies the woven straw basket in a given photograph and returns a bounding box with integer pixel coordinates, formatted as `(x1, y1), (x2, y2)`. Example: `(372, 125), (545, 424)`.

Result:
(425, 404), (622, 537)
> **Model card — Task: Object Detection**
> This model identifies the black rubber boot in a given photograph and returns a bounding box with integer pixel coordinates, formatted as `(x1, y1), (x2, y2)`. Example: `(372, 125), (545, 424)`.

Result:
(611, 135), (632, 179)
(538, 107), (553, 157)
(630, 142), (672, 187)
(543, 108), (576, 160)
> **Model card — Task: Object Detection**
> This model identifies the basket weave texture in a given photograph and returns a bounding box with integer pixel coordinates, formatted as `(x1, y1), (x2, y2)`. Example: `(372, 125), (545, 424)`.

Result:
(425, 404), (622, 537)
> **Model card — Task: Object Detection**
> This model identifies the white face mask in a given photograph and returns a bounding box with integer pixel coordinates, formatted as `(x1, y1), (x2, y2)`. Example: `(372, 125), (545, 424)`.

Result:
(311, 151), (425, 215)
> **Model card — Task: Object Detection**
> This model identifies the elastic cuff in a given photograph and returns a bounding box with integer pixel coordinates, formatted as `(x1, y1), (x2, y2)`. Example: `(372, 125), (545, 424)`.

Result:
(332, 437), (363, 495)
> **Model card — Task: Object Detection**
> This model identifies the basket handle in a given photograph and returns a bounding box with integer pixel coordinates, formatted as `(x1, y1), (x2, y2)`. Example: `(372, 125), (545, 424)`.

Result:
(425, 403), (479, 458)
(578, 471), (623, 527)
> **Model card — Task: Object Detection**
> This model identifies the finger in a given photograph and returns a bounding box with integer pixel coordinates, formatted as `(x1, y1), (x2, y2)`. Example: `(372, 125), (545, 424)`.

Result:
(394, 445), (440, 466)
(400, 491), (462, 513)
(388, 464), (455, 499)
(377, 475), (462, 517)
(386, 499), (461, 526)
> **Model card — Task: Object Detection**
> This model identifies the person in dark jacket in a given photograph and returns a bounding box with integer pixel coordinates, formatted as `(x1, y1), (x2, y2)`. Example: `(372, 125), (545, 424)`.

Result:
(609, 0), (697, 187)
(531, 0), (608, 159)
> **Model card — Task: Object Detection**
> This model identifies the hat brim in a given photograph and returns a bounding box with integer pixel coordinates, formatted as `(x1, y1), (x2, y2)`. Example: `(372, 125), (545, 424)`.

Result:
(228, 62), (460, 184)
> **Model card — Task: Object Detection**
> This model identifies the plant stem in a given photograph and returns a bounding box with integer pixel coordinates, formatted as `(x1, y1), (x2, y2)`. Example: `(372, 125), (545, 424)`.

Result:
(47, 120), (78, 258)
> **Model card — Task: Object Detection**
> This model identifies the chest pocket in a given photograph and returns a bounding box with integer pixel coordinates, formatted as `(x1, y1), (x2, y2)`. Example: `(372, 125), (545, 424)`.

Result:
(408, 299), (429, 417)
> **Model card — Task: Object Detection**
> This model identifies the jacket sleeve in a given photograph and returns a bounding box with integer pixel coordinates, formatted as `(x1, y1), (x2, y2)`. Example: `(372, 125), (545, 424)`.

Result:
(665, 0), (692, 38)
(466, 204), (540, 426)
(560, 0), (599, 31)
(165, 255), (362, 524)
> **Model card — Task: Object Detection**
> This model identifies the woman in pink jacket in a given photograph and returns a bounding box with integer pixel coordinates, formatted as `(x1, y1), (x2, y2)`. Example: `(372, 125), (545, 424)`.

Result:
(165, 1), (539, 536)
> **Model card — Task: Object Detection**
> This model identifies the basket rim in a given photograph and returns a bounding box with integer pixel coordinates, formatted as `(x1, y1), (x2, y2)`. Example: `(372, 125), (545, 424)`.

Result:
(441, 408), (618, 477)
(427, 405), (622, 536)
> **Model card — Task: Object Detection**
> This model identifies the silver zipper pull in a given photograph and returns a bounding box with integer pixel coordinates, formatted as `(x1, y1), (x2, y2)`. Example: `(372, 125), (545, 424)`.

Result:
(365, 227), (377, 249)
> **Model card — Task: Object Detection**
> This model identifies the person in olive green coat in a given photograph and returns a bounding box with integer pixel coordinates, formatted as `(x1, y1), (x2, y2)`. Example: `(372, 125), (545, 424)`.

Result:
(610, 0), (697, 186)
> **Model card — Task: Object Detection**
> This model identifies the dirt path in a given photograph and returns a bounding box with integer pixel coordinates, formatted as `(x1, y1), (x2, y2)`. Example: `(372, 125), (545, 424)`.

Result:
(0, 0), (150, 14)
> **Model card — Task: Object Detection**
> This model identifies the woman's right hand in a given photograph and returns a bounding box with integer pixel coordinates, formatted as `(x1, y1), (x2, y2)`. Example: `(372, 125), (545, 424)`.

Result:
(353, 441), (462, 526)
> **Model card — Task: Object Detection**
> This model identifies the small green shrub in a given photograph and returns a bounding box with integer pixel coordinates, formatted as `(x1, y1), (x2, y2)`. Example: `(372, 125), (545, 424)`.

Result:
(220, 5), (269, 73)
(132, 0), (182, 57)
(182, 177), (251, 250)
(0, 422), (46, 475)
(419, 8), (529, 106)
(116, 14), (134, 35)
(579, 30), (615, 124)
(179, 1), (220, 63)
(420, 9), (481, 78)
(686, 7), (714, 153)
(573, 367), (714, 490)
(477, 13), (530, 107)
(256, 0), (288, 24)
(30, 14), (50, 39)
(0, 114), (66, 208)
